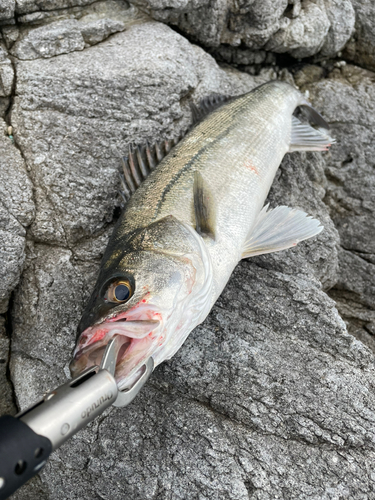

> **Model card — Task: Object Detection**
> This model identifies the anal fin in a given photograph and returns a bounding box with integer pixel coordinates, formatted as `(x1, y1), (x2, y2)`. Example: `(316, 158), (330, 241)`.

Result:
(193, 171), (216, 240)
(289, 116), (335, 152)
(242, 205), (323, 259)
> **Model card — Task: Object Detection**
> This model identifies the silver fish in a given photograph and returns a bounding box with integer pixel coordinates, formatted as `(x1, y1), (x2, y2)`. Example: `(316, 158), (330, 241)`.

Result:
(70, 81), (334, 388)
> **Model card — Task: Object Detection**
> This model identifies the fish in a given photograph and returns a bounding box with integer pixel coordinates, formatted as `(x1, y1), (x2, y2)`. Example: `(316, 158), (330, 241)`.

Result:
(69, 81), (334, 389)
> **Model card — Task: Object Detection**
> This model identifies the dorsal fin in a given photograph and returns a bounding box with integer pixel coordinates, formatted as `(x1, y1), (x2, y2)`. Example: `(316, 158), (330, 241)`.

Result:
(191, 94), (231, 125)
(119, 137), (181, 202)
(119, 94), (231, 204)
(193, 171), (216, 240)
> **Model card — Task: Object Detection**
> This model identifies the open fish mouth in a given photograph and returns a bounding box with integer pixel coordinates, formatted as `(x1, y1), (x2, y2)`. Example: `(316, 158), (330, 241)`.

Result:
(70, 317), (161, 386)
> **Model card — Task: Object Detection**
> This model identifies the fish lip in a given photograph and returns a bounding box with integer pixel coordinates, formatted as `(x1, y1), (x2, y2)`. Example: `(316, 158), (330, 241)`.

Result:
(72, 324), (131, 361)
(71, 308), (163, 384)
(73, 318), (159, 358)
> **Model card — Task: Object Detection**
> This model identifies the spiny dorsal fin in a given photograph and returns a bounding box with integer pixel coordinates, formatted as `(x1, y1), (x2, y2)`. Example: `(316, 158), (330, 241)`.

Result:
(119, 93), (230, 203)
(193, 171), (216, 240)
(191, 94), (231, 125)
(119, 137), (181, 202)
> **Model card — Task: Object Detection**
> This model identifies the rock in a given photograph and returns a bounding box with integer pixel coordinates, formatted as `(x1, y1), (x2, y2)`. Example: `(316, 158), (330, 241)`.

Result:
(15, 0), (94, 16)
(129, 0), (354, 59)
(80, 18), (125, 45)
(266, 0), (331, 58)
(1, 25), (19, 49)
(344, 0), (375, 72)
(0, 0), (15, 23)
(11, 19), (86, 59)
(10, 22), (262, 247)
(0, 97), (10, 117)
(320, 0), (355, 57)
(0, 117), (34, 313)
(10, 241), (100, 409)
(0, 316), (16, 415)
(299, 64), (375, 353)
(0, 46), (14, 96)
(11, 2), (140, 60)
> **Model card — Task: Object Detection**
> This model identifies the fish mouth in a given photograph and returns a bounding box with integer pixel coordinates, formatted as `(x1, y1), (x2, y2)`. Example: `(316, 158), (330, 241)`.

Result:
(70, 315), (162, 387)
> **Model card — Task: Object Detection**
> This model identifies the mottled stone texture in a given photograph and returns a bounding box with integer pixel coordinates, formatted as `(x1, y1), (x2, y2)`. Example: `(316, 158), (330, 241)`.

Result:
(0, 317), (16, 415)
(128, 0), (355, 58)
(0, 1), (374, 499)
(299, 64), (375, 354)
(0, 118), (34, 313)
(344, 0), (375, 71)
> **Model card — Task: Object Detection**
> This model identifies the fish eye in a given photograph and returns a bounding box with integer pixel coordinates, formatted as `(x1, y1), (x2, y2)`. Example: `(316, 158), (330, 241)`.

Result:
(106, 280), (133, 303)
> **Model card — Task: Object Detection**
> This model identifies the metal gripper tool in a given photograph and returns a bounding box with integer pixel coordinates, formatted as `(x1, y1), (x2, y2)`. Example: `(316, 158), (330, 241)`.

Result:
(0, 338), (154, 500)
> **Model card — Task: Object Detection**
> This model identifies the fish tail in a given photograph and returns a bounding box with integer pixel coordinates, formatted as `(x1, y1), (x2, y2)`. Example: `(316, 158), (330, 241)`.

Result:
(289, 95), (335, 152)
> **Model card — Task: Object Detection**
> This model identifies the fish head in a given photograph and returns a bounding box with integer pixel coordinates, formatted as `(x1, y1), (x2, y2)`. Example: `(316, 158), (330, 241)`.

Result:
(70, 216), (212, 389)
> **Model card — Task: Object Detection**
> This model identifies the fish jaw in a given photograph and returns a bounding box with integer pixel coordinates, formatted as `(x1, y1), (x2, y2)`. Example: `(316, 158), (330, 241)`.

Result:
(70, 307), (163, 386)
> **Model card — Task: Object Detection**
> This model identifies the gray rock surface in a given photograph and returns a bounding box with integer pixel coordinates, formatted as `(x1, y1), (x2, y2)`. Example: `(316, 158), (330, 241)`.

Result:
(0, 117), (34, 313)
(0, 2), (374, 499)
(15, 0), (95, 15)
(10, 1), (145, 59)
(296, 64), (375, 354)
(0, 316), (16, 415)
(0, 0), (15, 23)
(320, 0), (356, 57)
(0, 47), (14, 96)
(129, 0), (355, 59)
(344, 0), (375, 71)
(11, 19), (86, 59)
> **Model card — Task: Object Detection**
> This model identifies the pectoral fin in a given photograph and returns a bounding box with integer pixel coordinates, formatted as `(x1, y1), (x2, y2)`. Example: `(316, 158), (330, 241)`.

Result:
(242, 205), (323, 259)
(193, 171), (216, 240)
(289, 116), (335, 152)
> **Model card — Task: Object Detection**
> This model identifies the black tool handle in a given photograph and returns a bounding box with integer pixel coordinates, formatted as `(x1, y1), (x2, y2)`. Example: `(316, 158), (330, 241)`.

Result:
(0, 415), (52, 500)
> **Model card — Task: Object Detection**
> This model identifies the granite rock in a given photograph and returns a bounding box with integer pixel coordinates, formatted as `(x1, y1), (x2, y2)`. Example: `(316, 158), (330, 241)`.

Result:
(0, 117), (34, 313)
(0, 316), (16, 415)
(0, 46), (14, 96)
(10, 1), (140, 60)
(320, 0), (356, 57)
(0, 0), (15, 23)
(11, 19), (86, 60)
(1, 25), (20, 49)
(344, 0), (375, 71)
(129, 0), (355, 59)
(297, 63), (375, 354)
(10, 0), (141, 60)
(266, 0), (331, 58)
(15, 0), (95, 15)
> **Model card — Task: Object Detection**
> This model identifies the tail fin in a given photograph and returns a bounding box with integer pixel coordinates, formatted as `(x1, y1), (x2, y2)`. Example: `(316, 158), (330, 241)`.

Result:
(289, 116), (335, 152)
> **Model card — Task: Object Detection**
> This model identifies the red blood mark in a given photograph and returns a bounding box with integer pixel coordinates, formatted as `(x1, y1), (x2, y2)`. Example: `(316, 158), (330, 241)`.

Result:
(91, 329), (107, 343)
(244, 160), (259, 175)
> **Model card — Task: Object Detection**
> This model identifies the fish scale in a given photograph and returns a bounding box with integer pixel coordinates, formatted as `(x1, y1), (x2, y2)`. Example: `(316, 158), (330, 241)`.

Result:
(70, 81), (334, 389)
